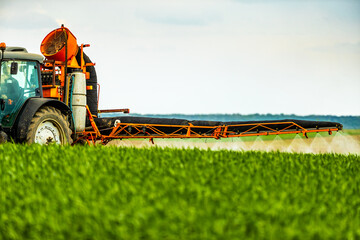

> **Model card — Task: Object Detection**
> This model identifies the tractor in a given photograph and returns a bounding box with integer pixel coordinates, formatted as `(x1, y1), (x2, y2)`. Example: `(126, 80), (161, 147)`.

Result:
(0, 26), (342, 145)
(0, 43), (73, 144)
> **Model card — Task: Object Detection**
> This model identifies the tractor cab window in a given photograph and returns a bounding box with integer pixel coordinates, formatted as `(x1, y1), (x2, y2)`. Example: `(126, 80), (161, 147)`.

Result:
(0, 60), (40, 127)
(0, 60), (40, 100)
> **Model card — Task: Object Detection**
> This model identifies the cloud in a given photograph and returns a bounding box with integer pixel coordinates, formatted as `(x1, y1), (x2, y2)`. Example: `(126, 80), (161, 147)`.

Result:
(141, 14), (211, 26)
(134, 1), (222, 27)
(2, 14), (58, 29)
(310, 42), (360, 54)
(0, 2), (58, 29)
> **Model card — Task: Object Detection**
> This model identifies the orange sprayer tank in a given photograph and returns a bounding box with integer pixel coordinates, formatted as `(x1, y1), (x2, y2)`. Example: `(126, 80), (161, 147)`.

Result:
(40, 26), (78, 61)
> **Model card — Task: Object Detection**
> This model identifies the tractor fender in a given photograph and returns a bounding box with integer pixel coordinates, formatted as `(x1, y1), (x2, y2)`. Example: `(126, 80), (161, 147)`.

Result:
(13, 98), (71, 142)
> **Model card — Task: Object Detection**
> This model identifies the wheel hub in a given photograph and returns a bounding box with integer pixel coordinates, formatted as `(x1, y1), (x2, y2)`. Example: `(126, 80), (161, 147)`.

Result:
(35, 121), (62, 144)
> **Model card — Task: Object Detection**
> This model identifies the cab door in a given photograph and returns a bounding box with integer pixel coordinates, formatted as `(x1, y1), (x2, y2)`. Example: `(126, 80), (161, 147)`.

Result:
(0, 60), (41, 127)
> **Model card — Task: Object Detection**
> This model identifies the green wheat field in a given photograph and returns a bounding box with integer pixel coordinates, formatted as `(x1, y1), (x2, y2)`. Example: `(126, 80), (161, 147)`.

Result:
(0, 144), (359, 240)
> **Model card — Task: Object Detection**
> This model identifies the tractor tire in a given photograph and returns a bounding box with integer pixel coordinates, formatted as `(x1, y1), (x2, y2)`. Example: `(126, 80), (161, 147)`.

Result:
(26, 106), (73, 145)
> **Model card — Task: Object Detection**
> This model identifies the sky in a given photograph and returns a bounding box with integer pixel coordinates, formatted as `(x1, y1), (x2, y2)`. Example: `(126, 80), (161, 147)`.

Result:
(0, 0), (359, 115)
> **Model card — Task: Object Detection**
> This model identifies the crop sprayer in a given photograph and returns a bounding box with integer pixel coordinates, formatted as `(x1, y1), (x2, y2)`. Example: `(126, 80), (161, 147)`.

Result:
(0, 26), (342, 145)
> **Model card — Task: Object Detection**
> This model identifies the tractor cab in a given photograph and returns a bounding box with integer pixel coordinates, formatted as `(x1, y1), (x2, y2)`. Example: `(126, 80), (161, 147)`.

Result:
(0, 44), (43, 128)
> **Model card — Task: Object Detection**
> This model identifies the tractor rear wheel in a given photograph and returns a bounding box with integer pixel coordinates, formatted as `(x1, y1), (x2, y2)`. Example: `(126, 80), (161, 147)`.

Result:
(26, 106), (73, 145)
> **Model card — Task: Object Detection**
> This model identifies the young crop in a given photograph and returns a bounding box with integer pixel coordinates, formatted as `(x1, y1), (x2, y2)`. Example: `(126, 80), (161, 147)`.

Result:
(0, 144), (359, 240)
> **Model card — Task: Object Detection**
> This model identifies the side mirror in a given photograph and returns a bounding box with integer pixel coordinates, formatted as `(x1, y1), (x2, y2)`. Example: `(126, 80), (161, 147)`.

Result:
(10, 62), (18, 75)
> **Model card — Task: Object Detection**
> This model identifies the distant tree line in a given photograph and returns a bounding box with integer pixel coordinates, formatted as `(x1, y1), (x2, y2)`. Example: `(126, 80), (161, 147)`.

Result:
(104, 113), (360, 129)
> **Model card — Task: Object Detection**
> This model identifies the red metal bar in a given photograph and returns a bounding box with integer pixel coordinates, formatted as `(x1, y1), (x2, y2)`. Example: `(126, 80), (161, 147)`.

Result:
(98, 109), (130, 114)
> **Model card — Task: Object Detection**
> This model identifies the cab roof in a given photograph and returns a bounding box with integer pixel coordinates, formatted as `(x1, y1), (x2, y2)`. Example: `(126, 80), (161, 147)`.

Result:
(0, 46), (44, 63)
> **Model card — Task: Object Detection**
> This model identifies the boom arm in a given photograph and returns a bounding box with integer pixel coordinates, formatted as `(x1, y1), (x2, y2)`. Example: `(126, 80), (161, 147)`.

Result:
(76, 108), (342, 145)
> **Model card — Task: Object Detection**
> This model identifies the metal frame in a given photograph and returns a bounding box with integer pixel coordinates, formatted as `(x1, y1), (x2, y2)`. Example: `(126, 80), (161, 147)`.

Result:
(75, 107), (340, 146)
